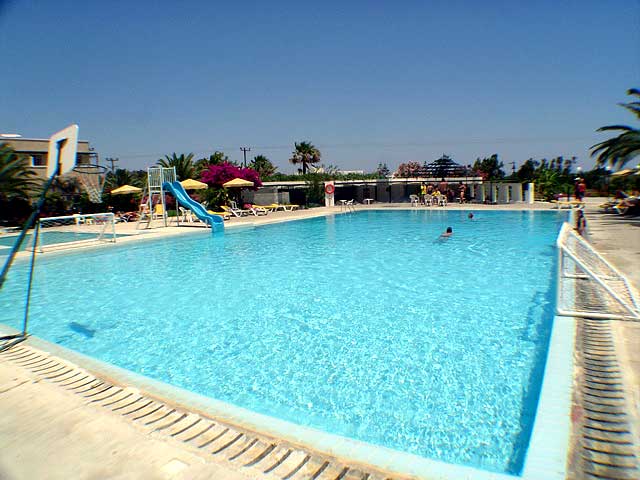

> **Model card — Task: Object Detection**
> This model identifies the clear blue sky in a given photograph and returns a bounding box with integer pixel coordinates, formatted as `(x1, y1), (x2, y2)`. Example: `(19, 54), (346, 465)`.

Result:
(1, 0), (638, 173)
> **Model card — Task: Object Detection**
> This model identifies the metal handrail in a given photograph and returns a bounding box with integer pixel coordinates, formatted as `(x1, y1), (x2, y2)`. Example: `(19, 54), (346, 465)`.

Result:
(556, 222), (639, 320)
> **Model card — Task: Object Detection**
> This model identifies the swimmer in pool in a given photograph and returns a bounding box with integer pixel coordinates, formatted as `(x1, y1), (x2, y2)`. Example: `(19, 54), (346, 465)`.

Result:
(440, 226), (453, 238)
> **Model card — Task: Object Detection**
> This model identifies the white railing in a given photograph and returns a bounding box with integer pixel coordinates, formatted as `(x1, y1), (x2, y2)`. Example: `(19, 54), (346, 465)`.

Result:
(556, 222), (639, 320)
(30, 213), (116, 252)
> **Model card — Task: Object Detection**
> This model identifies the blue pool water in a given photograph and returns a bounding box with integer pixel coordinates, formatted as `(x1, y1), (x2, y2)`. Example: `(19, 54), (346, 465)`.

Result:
(0, 210), (564, 474)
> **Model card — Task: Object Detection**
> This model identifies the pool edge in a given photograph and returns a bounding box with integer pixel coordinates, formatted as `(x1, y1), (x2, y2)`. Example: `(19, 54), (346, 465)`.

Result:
(0, 313), (575, 480)
(522, 315), (575, 479)
(0, 323), (518, 480)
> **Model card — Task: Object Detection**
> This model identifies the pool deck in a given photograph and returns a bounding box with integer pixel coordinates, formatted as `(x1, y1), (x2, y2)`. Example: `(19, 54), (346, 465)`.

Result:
(555, 197), (640, 480)
(582, 196), (640, 421)
(1, 199), (639, 479)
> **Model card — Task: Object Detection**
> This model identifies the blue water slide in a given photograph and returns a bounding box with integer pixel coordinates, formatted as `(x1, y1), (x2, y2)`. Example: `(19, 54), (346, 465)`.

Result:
(162, 181), (224, 231)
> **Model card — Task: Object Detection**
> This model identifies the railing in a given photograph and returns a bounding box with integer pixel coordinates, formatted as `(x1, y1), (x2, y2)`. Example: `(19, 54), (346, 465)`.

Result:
(556, 222), (639, 320)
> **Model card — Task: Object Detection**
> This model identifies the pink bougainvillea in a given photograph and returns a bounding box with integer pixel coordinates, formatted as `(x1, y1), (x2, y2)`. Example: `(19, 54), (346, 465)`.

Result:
(395, 161), (422, 177)
(201, 162), (262, 190)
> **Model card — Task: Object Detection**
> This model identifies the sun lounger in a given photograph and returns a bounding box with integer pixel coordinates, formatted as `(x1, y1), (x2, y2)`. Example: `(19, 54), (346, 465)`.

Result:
(221, 205), (249, 217)
(551, 199), (583, 209)
(206, 210), (231, 220)
(117, 211), (139, 223)
(254, 204), (278, 212)
(246, 204), (268, 216)
(152, 204), (165, 219)
(614, 197), (639, 215)
(259, 203), (297, 211)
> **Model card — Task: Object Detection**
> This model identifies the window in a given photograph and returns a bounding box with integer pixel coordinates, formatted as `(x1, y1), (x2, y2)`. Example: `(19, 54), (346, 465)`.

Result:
(76, 154), (90, 165)
(31, 154), (46, 167)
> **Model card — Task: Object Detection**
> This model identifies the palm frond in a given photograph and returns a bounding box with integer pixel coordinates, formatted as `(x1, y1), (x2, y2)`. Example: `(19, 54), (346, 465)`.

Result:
(596, 124), (633, 132)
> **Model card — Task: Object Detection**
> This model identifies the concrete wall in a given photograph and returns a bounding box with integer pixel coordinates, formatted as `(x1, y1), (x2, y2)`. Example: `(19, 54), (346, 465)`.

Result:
(251, 180), (529, 205)
(242, 188), (290, 206)
(4, 138), (92, 180)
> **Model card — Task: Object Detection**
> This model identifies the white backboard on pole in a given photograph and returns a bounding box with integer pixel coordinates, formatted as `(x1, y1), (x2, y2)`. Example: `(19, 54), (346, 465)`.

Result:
(47, 124), (79, 177)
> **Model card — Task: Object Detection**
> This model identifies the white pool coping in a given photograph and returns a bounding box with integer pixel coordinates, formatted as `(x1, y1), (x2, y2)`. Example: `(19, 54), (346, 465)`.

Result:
(521, 316), (575, 479)
(0, 208), (575, 479)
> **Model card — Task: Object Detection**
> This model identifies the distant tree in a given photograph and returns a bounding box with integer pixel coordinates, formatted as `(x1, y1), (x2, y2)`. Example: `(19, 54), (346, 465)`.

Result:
(516, 159), (539, 182)
(194, 151), (234, 177)
(534, 168), (563, 201)
(517, 155), (579, 200)
(591, 88), (640, 169)
(289, 141), (321, 174)
(395, 161), (422, 177)
(249, 155), (277, 178)
(0, 143), (40, 201)
(104, 168), (143, 191)
(316, 164), (338, 174)
(472, 154), (505, 180)
(376, 163), (390, 178)
(157, 153), (195, 180)
(51, 176), (82, 198)
(560, 156), (576, 176)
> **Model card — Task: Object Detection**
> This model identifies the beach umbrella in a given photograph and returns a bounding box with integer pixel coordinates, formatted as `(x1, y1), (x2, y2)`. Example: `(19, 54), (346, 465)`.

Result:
(223, 178), (254, 205)
(181, 178), (208, 190)
(111, 184), (142, 195)
(222, 178), (254, 188)
(611, 169), (635, 177)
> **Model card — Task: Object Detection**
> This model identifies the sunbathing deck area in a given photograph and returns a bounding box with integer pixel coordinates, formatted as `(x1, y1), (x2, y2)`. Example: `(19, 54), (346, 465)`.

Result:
(1, 199), (639, 479)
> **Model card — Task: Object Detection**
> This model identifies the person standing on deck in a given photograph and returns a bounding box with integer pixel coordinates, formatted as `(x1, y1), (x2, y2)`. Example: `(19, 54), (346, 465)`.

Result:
(575, 209), (587, 236)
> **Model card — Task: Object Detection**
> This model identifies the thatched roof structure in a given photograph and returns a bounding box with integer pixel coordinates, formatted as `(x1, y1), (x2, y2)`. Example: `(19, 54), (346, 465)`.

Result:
(417, 155), (468, 178)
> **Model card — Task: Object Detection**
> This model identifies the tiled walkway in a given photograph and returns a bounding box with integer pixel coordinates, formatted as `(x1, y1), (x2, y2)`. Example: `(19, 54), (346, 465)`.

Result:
(566, 201), (640, 479)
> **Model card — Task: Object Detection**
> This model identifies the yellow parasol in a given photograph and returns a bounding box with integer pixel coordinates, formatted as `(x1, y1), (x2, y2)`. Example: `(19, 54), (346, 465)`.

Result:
(110, 184), (142, 195)
(181, 178), (208, 190)
(223, 178), (254, 188)
(611, 169), (635, 177)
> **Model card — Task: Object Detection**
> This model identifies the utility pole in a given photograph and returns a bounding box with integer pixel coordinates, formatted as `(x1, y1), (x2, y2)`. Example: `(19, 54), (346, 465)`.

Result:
(240, 147), (251, 167)
(105, 157), (119, 173)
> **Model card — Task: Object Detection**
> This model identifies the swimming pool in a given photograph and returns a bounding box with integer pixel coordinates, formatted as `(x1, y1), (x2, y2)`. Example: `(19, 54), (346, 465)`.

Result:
(0, 210), (565, 475)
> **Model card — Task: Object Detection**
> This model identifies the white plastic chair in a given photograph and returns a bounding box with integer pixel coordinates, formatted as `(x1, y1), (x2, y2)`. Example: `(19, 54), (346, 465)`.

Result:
(179, 206), (193, 223)
(409, 194), (420, 207)
(424, 194), (433, 207)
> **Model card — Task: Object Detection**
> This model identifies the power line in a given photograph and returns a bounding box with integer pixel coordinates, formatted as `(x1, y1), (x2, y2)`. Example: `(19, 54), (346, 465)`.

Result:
(108, 134), (597, 159)
(105, 157), (119, 173)
(240, 147), (251, 167)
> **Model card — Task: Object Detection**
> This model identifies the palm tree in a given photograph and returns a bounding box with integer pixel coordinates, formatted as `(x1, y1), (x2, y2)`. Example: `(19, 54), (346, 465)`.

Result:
(249, 155), (277, 178)
(289, 141), (321, 175)
(194, 151), (230, 177)
(157, 153), (195, 180)
(591, 88), (640, 169)
(0, 143), (40, 201)
(104, 168), (143, 191)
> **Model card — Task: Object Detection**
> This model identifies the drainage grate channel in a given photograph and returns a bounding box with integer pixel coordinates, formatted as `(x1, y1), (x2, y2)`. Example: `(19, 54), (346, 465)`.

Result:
(0, 344), (399, 480)
(575, 318), (640, 480)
